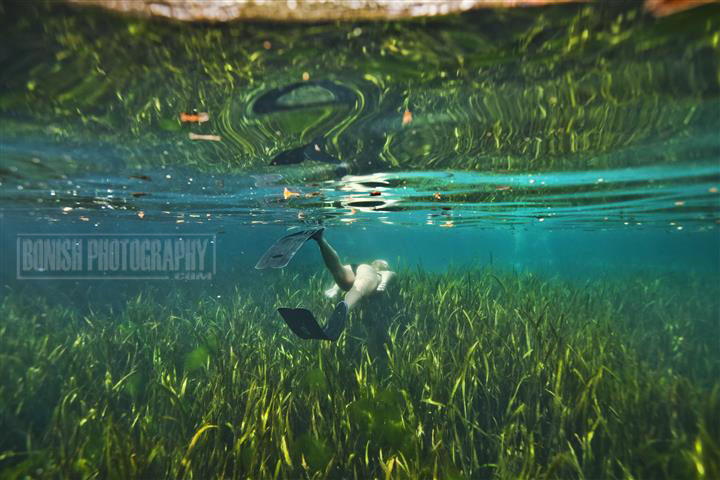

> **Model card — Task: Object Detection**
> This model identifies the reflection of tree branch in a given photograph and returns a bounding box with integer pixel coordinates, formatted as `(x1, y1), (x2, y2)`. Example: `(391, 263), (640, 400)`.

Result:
(67, 0), (587, 22)
(644, 0), (716, 16)
(67, 0), (713, 22)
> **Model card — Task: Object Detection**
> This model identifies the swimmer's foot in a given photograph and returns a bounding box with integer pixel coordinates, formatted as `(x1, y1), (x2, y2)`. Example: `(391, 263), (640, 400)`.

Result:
(324, 301), (348, 341)
(310, 226), (325, 241)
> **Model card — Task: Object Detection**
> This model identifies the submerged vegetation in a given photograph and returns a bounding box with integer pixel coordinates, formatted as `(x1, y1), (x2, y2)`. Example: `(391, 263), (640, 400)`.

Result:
(1, 267), (718, 479)
(1, 1), (719, 177)
(2, 2), (718, 479)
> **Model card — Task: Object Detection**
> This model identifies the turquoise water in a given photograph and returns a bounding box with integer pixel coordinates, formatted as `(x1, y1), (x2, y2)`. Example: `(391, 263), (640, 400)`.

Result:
(3, 148), (719, 292)
(1, 1), (719, 478)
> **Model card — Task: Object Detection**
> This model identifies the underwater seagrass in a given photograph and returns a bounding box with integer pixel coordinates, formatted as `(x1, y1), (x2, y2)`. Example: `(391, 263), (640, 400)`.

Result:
(1, 1), (719, 479)
(0, 268), (718, 478)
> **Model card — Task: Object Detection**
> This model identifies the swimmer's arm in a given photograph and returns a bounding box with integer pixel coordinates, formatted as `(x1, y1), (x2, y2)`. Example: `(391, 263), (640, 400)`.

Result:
(376, 270), (396, 292)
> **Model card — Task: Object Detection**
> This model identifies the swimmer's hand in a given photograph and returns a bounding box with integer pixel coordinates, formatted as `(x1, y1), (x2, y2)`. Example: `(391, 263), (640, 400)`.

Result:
(376, 271), (396, 292)
(325, 284), (340, 298)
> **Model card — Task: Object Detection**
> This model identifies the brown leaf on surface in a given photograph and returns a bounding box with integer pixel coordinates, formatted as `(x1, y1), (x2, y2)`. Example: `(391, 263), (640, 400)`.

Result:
(283, 187), (300, 199)
(180, 112), (210, 123)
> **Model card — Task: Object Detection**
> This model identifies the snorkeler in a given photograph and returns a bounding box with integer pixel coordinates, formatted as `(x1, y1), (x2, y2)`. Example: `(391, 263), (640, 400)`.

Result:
(255, 227), (395, 340)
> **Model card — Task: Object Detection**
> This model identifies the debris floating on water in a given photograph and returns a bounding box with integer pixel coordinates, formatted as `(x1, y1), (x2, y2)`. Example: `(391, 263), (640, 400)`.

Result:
(283, 187), (300, 199)
(188, 132), (222, 142)
(180, 112), (209, 123)
(137, 211), (145, 219)
(370, 190), (382, 196)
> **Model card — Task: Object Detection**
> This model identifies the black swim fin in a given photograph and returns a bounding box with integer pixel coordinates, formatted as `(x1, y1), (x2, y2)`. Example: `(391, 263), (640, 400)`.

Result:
(269, 144), (306, 166)
(277, 307), (329, 339)
(277, 301), (348, 341)
(255, 227), (324, 269)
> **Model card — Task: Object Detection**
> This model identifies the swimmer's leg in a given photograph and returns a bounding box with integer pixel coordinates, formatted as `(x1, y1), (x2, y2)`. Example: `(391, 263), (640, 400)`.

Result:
(324, 265), (379, 337)
(342, 264), (381, 309)
(312, 229), (354, 290)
